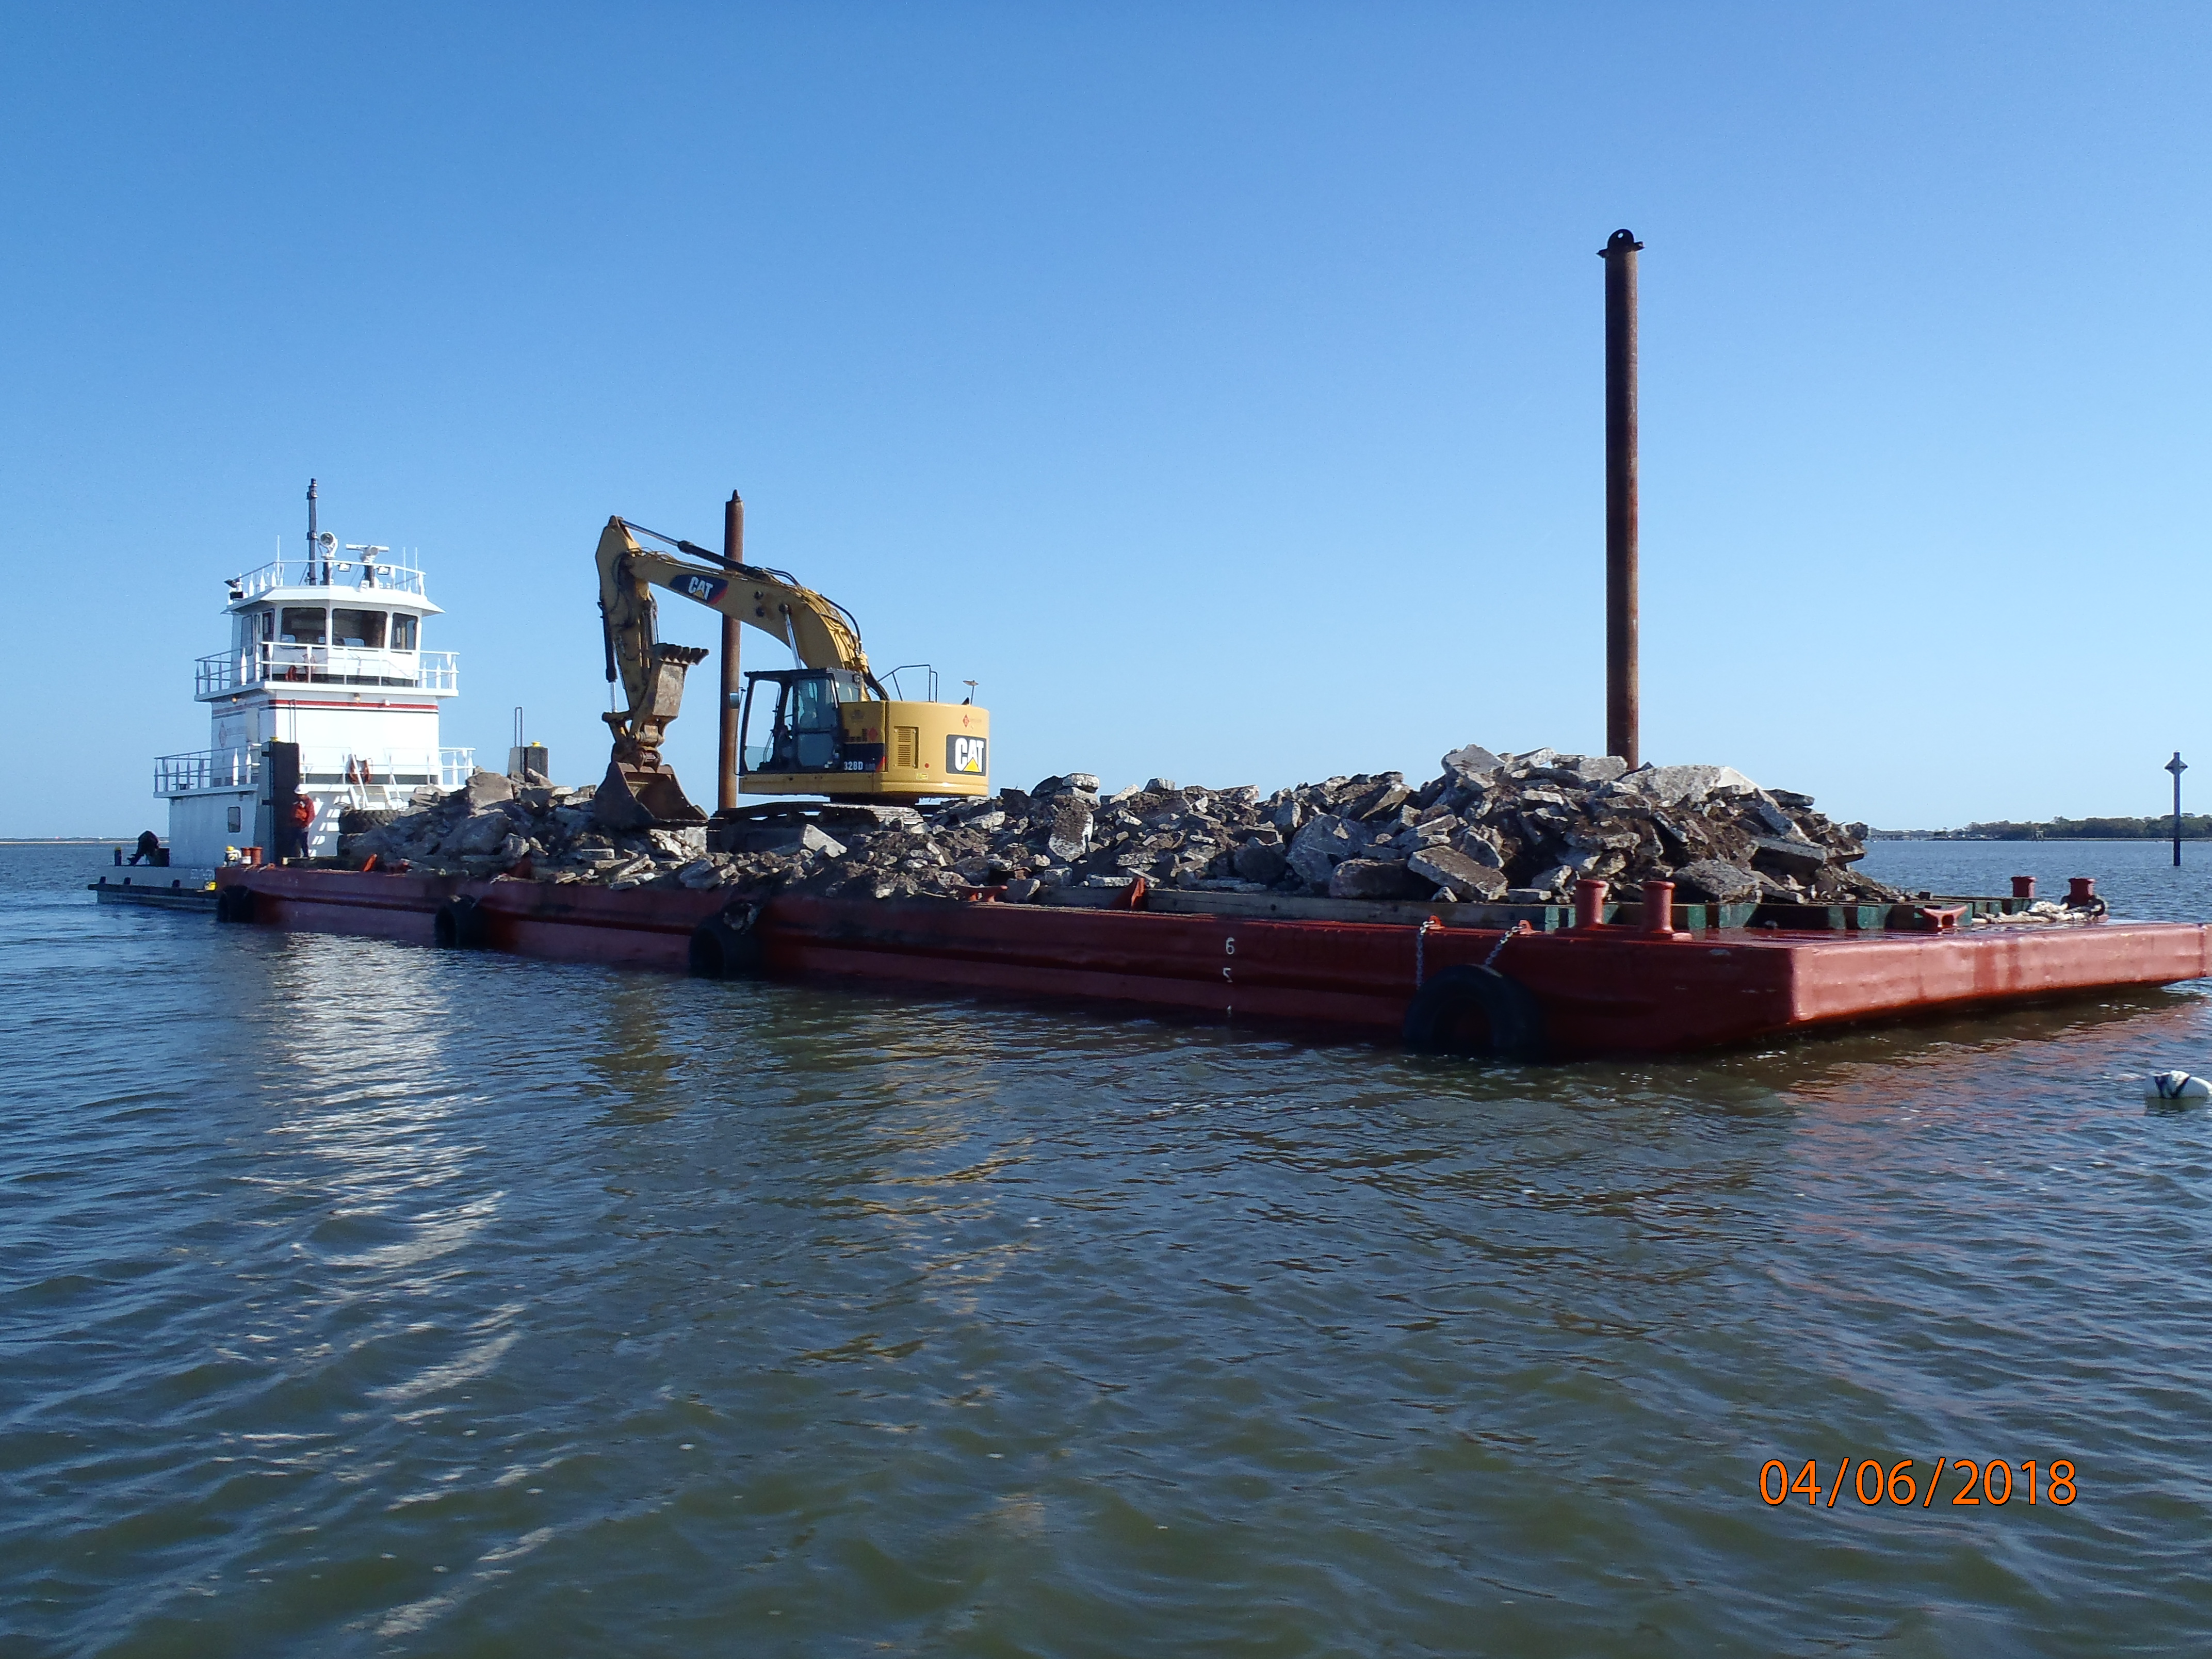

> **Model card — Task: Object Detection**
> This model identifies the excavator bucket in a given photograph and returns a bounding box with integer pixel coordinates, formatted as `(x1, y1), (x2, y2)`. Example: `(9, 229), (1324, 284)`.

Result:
(592, 758), (708, 832)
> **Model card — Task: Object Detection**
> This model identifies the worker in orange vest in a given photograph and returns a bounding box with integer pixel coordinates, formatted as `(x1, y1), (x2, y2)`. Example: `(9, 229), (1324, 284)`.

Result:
(286, 794), (316, 860)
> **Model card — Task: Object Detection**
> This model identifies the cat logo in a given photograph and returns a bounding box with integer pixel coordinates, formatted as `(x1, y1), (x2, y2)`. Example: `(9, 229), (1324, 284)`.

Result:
(658, 573), (728, 605)
(947, 735), (988, 776)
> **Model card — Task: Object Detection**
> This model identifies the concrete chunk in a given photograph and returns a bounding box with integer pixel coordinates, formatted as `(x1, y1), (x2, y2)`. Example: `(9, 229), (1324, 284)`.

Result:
(1670, 859), (1761, 903)
(1287, 814), (1359, 888)
(1622, 764), (1722, 804)
(1327, 858), (1426, 899)
(1564, 755), (1629, 784)
(1047, 798), (1094, 862)
(1748, 835), (1829, 877)
(464, 768), (515, 807)
(1450, 826), (1505, 867)
(1408, 846), (1509, 901)
(454, 810), (514, 855)
(1232, 841), (1289, 883)
(1441, 743), (1506, 782)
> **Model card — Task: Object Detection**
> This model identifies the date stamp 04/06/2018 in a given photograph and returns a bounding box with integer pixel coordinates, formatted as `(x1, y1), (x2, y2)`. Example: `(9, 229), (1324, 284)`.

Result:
(1760, 1458), (2076, 1510)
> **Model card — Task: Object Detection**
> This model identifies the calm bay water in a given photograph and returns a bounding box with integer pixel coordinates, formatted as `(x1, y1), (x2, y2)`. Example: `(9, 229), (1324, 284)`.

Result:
(7, 840), (2212, 1655)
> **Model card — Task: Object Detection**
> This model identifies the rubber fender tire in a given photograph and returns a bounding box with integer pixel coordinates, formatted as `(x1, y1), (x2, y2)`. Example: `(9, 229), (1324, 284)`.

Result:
(215, 885), (256, 924)
(1402, 964), (1547, 1060)
(689, 904), (764, 979)
(433, 896), (489, 950)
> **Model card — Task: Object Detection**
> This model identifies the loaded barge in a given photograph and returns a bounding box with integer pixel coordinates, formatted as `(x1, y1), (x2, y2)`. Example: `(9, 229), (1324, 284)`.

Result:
(207, 866), (2212, 1058)
(153, 241), (2212, 1054)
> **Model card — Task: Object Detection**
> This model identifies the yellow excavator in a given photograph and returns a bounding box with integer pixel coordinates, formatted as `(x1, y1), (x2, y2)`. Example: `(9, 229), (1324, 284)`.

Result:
(594, 516), (990, 828)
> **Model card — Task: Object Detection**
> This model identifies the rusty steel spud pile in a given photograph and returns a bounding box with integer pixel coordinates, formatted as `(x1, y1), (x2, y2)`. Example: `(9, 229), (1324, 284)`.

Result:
(339, 743), (1901, 907)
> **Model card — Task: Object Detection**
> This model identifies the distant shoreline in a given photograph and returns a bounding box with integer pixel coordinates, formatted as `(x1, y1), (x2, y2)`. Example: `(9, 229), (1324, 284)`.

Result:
(0, 838), (131, 846)
(1872, 817), (2212, 842)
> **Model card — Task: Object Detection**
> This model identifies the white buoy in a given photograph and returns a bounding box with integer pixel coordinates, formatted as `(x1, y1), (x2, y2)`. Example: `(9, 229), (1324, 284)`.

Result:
(2145, 1071), (2212, 1101)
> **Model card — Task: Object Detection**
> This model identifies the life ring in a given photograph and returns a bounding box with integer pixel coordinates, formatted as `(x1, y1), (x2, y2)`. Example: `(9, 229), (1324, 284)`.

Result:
(433, 896), (489, 949)
(215, 885), (257, 924)
(689, 902), (764, 979)
(1401, 964), (1547, 1060)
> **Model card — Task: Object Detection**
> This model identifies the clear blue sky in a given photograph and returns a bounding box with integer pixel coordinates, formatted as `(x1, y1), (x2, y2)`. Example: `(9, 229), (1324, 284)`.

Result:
(5, 2), (2208, 835)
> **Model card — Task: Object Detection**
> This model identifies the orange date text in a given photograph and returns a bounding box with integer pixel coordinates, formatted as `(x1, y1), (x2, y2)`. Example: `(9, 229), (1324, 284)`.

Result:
(1759, 1457), (2075, 1508)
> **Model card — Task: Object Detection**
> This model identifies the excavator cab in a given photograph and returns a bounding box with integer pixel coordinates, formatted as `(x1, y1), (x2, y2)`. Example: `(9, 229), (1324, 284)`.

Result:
(738, 666), (989, 803)
(743, 669), (872, 776)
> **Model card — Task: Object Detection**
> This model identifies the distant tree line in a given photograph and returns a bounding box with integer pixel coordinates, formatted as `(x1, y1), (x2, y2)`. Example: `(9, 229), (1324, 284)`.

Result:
(1873, 815), (2212, 841)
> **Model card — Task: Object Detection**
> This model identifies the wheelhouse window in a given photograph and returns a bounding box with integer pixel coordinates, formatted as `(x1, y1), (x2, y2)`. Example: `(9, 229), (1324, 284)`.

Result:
(332, 609), (387, 648)
(391, 613), (419, 650)
(279, 607), (327, 645)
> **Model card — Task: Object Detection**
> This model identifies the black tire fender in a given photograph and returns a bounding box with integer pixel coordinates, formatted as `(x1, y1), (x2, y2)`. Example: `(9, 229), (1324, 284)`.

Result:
(1402, 964), (1547, 1060)
(690, 902), (764, 979)
(215, 885), (257, 924)
(433, 895), (489, 950)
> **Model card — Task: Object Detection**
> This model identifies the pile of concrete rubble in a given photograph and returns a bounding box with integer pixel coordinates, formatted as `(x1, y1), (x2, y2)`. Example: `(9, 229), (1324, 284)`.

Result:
(339, 743), (1902, 907)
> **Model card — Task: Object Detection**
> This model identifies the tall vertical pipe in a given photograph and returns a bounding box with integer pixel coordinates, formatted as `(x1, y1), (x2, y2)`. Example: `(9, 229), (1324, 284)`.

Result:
(718, 491), (745, 811)
(1600, 229), (1644, 768)
(306, 478), (319, 578)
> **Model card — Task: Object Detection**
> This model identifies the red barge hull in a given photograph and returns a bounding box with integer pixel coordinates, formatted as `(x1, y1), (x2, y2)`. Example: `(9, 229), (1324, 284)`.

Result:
(209, 867), (2212, 1056)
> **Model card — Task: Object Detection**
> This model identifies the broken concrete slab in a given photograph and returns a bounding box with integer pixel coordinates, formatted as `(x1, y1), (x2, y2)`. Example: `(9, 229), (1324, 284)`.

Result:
(1047, 798), (1095, 862)
(1745, 799), (1797, 837)
(1328, 858), (1427, 900)
(1670, 859), (1762, 904)
(1748, 835), (1830, 879)
(454, 810), (515, 856)
(1450, 826), (1505, 867)
(1409, 845), (1509, 901)
(1232, 840), (1289, 884)
(1287, 814), (1360, 888)
(1441, 743), (1505, 782)
(1622, 764), (1724, 805)
(464, 768), (515, 808)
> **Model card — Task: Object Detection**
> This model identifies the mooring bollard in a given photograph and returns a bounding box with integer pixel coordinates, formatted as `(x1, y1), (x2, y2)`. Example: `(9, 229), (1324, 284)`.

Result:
(1574, 877), (1609, 931)
(2011, 875), (2036, 900)
(1641, 879), (1679, 938)
(2068, 876), (2097, 906)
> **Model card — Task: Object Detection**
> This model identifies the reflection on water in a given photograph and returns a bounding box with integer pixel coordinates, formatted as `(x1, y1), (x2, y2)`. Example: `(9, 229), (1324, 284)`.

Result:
(6, 843), (2212, 1655)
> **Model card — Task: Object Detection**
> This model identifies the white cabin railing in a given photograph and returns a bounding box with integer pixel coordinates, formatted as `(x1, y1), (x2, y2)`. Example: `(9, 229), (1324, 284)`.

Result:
(155, 747), (261, 793)
(197, 645), (458, 696)
(155, 745), (479, 796)
(234, 558), (427, 599)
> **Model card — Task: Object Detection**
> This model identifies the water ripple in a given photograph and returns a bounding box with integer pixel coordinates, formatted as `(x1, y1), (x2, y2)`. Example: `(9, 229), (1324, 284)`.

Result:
(6, 843), (2212, 1654)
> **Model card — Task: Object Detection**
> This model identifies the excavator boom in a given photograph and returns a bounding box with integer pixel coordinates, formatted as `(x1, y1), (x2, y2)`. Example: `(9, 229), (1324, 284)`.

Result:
(596, 518), (877, 685)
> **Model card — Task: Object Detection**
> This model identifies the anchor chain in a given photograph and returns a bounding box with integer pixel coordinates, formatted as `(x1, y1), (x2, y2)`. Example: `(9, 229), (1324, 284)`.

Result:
(1483, 921), (1530, 971)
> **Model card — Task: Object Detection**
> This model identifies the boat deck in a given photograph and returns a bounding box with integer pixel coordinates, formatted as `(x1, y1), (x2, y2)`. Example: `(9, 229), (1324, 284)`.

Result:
(89, 876), (219, 912)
